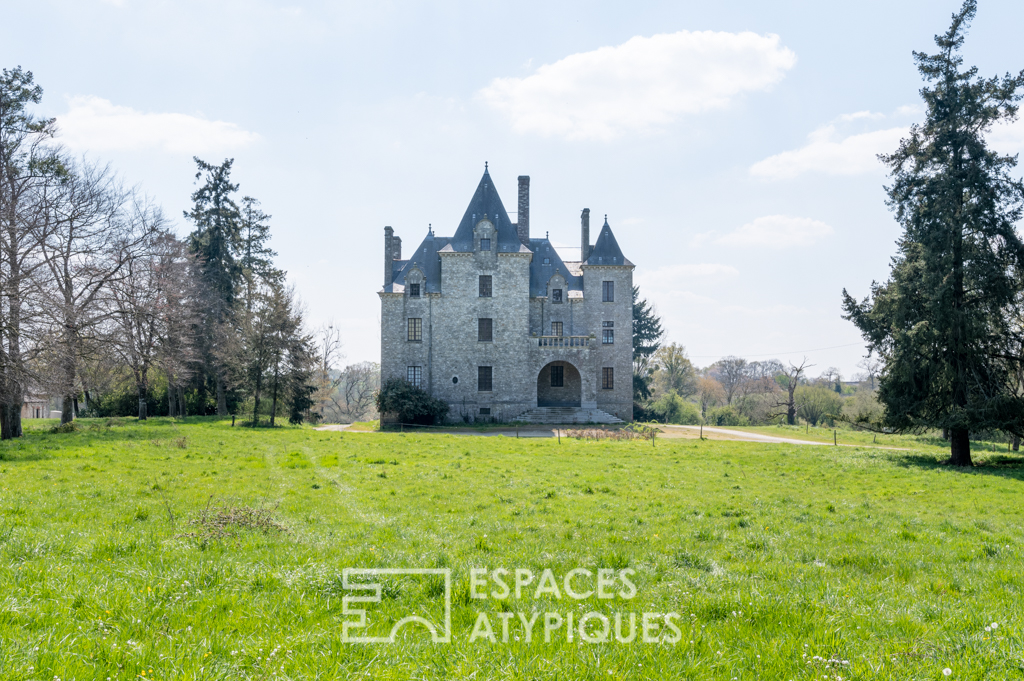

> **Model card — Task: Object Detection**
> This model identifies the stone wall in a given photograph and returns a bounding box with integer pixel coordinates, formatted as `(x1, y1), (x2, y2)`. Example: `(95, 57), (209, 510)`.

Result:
(380, 222), (634, 423)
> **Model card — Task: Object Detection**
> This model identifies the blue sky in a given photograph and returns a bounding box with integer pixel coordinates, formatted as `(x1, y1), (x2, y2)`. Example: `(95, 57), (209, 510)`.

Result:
(5, 0), (1024, 378)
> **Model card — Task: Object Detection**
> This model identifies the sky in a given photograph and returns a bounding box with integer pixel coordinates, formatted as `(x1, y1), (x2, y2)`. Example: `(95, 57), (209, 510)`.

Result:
(5, 0), (1024, 379)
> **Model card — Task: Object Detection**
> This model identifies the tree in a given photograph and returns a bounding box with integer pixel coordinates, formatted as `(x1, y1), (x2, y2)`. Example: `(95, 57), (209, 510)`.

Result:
(709, 356), (748, 404)
(696, 376), (725, 418)
(842, 0), (1024, 466)
(0, 66), (60, 439)
(108, 230), (187, 419)
(37, 162), (156, 424)
(769, 359), (811, 425)
(796, 385), (843, 427)
(321, 361), (379, 423)
(819, 367), (843, 394)
(651, 343), (697, 397)
(631, 285), (663, 402)
(185, 157), (241, 416)
(375, 377), (449, 426)
(857, 355), (883, 390)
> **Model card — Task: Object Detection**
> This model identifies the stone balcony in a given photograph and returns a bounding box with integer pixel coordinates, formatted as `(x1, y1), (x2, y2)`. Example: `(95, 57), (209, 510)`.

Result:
(536, 335), (593, 348)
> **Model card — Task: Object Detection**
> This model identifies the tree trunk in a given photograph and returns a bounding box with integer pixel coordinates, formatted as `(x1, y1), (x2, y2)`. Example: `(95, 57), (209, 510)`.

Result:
(137, 383), (148, 420)
(1013, 435), (1019, 452)
(270, 364), (279, 427)
(73, 396), (80, 418)
(252, 373), (262, 427)
(942, 428), (949, 441)
(949, 428), (972, 466)
(0, 404), (15, 440)
(61, 396), (74, 425)
(178, 386), (186, 418)
(216, 373), (228, 416)
(168, 381), (176, 417)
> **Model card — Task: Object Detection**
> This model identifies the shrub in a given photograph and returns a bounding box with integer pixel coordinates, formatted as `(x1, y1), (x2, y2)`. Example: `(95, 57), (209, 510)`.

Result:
(650, 391), (701, 425)
(375, 378), (449, 426)
(796, 386), (843, 427)
(705, 406), (749, 427)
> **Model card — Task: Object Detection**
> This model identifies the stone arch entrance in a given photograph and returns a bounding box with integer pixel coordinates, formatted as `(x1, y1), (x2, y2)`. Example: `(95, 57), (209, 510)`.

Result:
(537, 361), (581, 408)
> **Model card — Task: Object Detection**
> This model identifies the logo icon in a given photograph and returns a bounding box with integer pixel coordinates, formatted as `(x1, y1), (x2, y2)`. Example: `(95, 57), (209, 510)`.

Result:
(342, 568), (452, 643)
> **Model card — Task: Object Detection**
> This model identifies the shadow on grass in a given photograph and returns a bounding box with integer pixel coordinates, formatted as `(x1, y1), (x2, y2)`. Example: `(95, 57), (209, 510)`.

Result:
(889, 450), (1024, 480)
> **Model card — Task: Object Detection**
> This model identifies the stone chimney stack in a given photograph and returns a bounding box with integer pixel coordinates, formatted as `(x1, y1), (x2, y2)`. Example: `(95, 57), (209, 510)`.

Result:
(517, 175), (530, 246)
(393, 236), (402, 261)
(383, 226), (394, 287)
(580, 208), (591, 262)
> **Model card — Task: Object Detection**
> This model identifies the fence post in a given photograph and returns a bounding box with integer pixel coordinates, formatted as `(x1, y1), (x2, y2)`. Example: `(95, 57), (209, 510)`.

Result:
(833, 430), (837, 446)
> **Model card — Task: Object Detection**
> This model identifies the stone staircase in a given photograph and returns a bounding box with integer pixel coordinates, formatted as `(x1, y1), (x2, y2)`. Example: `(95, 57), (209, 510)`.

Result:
(514, 407), (624, 425)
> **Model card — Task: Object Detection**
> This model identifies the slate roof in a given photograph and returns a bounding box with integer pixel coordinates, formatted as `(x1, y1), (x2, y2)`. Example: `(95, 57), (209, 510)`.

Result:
(387, 232), (450, 293)
(584, 217), (632, 266)
(449, 168), (524, 253)
(529, 238), (583, 297)
(382, 170), (632, 296)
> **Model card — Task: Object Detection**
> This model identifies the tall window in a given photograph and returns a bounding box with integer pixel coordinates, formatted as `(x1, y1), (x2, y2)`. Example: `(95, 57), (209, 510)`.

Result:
(407, 366), (422, 387)
(480, 238), (491, 251)
(602, 281), (614, 302)
(409, 283), (420, 297)
(602, 320), (614, 344)
(478, 318), (493, 342)
(551, 321), (563, 336)
(551, 288), (562, 303)
(479, 275), (492, 297)
(478, 366), (493, 392)
(602, 367), (614, 390)
(551, 365), (564, 387)
(407, 318), (422, 342)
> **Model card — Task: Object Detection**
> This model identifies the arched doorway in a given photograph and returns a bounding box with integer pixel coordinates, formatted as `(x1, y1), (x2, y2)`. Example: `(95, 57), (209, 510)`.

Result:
(537, 361), (581, 407)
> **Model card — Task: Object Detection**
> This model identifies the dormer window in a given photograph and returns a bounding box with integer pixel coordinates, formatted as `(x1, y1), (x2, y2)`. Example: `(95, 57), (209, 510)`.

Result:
(480, 238), (491, 251)
(552, 289), (562, 303)
(409, 283), (420, 297)
(543, 258), (550, 265)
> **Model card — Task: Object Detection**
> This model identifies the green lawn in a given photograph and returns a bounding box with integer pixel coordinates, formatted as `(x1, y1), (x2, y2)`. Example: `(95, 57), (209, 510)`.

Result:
(719, 424), (1017, 454)
(0, 417), (1021, 679)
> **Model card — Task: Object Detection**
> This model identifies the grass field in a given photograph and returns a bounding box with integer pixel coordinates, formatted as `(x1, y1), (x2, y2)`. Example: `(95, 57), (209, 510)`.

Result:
(0, 417), (1021, 680)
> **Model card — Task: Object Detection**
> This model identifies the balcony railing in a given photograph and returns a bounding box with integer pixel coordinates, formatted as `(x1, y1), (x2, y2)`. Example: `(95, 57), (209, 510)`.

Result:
(537, 335), (592, 348)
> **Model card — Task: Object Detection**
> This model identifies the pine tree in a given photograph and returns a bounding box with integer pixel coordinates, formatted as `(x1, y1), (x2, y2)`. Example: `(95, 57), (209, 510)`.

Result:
(842, 0), (1024, 466)
(185, 157), (242, 415)
(632, 285), (663, 402)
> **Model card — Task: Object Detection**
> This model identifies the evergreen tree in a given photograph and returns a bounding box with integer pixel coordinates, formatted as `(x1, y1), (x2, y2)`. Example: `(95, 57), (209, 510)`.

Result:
(185, 157), (242, 415)
(238, 196), (281, 312)
(842, 0), (1024, 466)
(632, 285), (663, 402)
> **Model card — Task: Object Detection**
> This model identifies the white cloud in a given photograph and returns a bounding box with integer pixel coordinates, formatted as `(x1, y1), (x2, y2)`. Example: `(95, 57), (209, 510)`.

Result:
(750, 124), (907, 180)
(717, 215), (832, 248)
(479, 30), (796, 141)
(58, 95), (260, 154)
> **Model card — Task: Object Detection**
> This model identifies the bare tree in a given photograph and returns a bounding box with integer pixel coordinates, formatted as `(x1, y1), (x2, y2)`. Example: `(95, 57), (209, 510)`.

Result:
(107, 229), (191, 419)
(312, 320), (344, 416)
(857, 355), (883, 390)
(696, 375), (726, 418)
(321, 361), (380, 423)
(709, 356), (748, 404)
(36, 163), (158, 424)
(0, 67), (59, 438)
(769, 358), (813, 425)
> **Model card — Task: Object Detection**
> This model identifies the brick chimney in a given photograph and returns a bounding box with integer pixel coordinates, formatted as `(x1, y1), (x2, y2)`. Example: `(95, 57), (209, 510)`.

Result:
(580, 208), (591, 262)
(383, 226), (394, 287)
(393, 236), (402, 261)
(517, 175), (530, 246)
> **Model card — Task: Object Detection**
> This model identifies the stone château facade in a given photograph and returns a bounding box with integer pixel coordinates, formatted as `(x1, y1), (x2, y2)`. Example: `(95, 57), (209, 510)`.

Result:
(379, 166), (634, 423)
